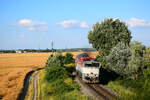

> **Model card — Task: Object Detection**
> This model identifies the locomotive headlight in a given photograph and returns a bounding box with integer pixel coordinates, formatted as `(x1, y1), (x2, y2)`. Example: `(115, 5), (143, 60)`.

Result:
(84, 73), (90, 77)
(84, 73), (89, 76)
(95, 74), (98, 77)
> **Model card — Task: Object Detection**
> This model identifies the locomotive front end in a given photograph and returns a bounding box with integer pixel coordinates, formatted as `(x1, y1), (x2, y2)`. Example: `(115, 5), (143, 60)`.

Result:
(82, 61), (100, 83)
(75, 53), (100, 83)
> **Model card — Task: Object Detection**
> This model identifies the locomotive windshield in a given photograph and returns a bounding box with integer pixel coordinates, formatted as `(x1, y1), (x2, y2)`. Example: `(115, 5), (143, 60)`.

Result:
(85, 63), (99, 67)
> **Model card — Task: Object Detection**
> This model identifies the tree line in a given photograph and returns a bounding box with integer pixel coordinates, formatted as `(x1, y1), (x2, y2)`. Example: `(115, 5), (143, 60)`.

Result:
(0, 48), (96, 53)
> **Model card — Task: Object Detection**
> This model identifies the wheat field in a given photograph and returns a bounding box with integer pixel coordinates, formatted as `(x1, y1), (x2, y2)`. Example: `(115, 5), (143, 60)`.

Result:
(0, 52), (98, 100)
(0, 53), (51, 100)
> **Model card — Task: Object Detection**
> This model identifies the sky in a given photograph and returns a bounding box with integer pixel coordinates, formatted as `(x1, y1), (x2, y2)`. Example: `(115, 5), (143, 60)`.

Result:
(0, 0), (150, 49)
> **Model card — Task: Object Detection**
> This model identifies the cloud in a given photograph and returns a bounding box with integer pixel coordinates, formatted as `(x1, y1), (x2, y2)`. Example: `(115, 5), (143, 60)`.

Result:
(12, 19), (48, 32)
(28, 27), (48, 31)
(80, 22), (89, 28)
(56, 20), (88, 28)
(13, 19), (47, 27)
(20, 34), (24, 38)
(125, 18), (150, 27)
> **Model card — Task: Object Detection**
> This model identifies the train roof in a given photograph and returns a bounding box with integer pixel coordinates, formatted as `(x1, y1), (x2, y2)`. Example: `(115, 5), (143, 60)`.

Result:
(75, 53), (89, 60)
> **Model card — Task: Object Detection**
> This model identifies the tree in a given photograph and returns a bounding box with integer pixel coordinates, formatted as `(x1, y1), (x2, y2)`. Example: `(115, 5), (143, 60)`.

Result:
(106, 42), (132, 76)
(127, 41), (146, 79)
(143, 47), (150, 67)
(88, 18), (132, 67)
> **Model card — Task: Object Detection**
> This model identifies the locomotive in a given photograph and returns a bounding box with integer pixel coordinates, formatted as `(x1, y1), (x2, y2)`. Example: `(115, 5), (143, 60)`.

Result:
(75, 53), (100, 83)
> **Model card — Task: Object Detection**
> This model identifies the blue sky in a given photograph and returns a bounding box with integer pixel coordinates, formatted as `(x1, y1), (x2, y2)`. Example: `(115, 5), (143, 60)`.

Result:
(0, 0), (150, 49)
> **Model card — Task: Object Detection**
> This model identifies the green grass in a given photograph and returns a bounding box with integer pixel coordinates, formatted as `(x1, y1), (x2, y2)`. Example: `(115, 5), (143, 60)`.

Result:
(107, 80), (137, 100)
(38, 70), (94, 100)
(107, 77), (150, 100)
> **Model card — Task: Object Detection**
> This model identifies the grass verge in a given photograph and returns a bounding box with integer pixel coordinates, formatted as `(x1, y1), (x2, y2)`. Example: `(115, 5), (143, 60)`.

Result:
(38, 69), (94, 100)
(107, 77), (150, 100)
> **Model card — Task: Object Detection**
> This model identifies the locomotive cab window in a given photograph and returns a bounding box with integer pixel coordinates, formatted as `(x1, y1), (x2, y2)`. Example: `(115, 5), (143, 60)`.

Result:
(85, 63), (99, 67)
(85, 64), (92, 67)
(92, 63), (99, 67)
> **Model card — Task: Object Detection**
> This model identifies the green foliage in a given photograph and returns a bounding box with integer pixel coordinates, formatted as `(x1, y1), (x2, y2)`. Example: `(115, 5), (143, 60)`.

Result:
(140, 68), (150, 100)
(64, 53), (74, 64)
(45, 52), (75, 82)
(45, 65), (68, 82)
(108, 75), (150, 100)
(106, 42), (131, 76)
(143, 47), (150, 67)
(127, 41), (146, 79)
(50, 79), (74, 95)
(88, 18), (132, 67)
(144, 65), (150, 78)
(46, 52), (65, 67)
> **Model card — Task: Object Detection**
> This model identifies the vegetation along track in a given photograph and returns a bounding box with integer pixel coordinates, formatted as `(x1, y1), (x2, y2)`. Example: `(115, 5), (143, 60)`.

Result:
(76, 76), (117, 100)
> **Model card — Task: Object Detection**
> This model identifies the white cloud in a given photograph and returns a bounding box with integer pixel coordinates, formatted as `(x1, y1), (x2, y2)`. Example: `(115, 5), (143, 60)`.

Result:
(13, 19), (47, 27)
(13, 19), (48, 31)
(125, 18), (150, 27)
(20, 34), (24, 38)
(28, 27), (36, 31)
(80, 22), (88, 28)
(28, 27), (48, 31)
(56, 20), (88, 28)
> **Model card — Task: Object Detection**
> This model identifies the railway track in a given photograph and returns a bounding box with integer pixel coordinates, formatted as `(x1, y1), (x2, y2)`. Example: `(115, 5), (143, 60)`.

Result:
(76, 76), (117, 100)
(89, 84), (117, 100)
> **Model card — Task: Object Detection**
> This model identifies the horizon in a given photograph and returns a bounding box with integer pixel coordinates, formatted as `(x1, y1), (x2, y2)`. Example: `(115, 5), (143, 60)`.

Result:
(0, 0), (150, 49)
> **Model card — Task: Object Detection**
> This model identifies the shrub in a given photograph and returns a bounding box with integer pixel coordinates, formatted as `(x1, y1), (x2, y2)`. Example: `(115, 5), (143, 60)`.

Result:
(64, 52), (74, 64)
(45, 65), (68, 82)
(46, 52), (64, 67)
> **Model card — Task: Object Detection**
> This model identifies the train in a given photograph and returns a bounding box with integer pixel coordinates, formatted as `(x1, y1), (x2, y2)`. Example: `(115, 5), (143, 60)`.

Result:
(75, 53), (100, 83)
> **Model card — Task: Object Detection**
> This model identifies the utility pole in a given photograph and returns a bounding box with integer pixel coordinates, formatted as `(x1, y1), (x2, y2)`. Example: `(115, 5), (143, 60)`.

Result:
(39, 43), (40, 52)
(51, 41), (54, 54)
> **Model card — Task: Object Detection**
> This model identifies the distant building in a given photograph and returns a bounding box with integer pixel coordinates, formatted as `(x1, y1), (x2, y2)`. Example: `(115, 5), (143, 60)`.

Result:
(23, 51), (27, 53)
(78, 50), (83, 52)
(15, 50), (22, 53)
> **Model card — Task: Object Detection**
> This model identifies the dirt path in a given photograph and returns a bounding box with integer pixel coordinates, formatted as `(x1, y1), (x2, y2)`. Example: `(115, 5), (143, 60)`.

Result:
(33, 71), (40, 100)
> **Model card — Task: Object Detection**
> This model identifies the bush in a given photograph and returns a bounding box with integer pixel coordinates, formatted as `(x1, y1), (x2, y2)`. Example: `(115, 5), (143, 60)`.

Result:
(46, 52), (64, 67)
(45, 65), (68, 82)
(64, 52), (74, 64)
(50, 79), (74, 95)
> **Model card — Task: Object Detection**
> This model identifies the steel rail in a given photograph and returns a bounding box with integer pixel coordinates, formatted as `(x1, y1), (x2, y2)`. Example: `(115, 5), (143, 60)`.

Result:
(76, 76), (117, 100)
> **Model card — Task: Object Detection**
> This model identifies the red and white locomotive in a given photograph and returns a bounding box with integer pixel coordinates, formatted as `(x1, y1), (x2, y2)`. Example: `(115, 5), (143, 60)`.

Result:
(75, 53), (100, 83)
